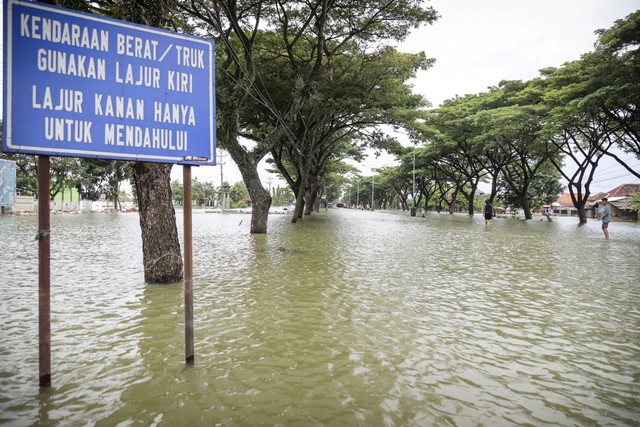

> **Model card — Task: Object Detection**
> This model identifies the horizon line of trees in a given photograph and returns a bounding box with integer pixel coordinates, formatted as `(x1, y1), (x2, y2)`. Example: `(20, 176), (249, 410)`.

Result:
(2, 2), (638, 282)
(336, 10), (640, 221)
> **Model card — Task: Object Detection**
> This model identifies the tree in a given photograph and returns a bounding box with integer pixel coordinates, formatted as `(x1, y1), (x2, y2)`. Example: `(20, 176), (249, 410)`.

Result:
(171, 180), (184, 206)
(540, 64), (614, 224)
(0, 148), (84, 201)
(422, 95), (489, 215)
(474, 82), (554, 219)
(76, 159), (128, 210)
(89, 0), (183, 283)
(177, 0), (437, 230)
(588, 11), (640, 169)
(629, 192), (640, 215)
(261, 45), (432, 221)
(537, 12), (640, 222)
(230, 181), (249, 207)
(497, 162), (563, 213)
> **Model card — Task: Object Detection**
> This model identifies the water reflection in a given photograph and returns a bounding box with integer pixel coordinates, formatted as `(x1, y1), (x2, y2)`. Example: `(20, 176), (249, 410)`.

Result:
(0, 210), (639, 425)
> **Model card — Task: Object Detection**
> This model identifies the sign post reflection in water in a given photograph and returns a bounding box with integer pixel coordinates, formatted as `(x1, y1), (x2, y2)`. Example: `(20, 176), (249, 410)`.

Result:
(2, 0), (215, 385)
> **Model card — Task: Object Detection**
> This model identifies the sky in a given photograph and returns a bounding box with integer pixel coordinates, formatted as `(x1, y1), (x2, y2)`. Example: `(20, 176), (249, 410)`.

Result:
(393, 0), (640, 194)
(180, 0), (639, 193)
(2, 0), (639, 193)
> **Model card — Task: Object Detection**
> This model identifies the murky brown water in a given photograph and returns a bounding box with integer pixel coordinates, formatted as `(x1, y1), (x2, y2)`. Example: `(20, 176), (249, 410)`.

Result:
(1, 209), (639, 426)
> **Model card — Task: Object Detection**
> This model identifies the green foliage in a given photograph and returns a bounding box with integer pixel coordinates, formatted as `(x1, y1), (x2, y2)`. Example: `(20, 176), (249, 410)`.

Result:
(497, 163), (564, 210)
(594, 10), (640, 55)
(171, 180), (183, 206)
(629, 193), (640, 214)
(271, 186), (294, 207)
(230, 181), (249, 206)
(76, 159), (127, 201)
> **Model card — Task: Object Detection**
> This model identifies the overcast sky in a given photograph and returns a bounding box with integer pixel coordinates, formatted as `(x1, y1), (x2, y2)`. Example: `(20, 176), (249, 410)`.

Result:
(1, 1), (638, 192)
(208, 0), (640, 192)
(403, 0), (639, 109)
(350, 0), (640, 194)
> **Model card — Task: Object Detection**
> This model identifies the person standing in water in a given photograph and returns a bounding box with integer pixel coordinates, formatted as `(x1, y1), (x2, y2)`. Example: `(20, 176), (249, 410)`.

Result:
(597, 197), (611, 240)
(483, 199), (494, 225)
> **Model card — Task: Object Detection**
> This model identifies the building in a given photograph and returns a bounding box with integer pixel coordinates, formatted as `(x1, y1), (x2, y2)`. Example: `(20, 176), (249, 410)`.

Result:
(551, 183), (640, 220)
(589, 183), (640, 221)
(52, 187), (81, 212)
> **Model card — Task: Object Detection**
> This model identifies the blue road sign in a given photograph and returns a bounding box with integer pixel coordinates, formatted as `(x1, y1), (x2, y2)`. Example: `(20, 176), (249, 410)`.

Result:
(2, 0), (216, 165)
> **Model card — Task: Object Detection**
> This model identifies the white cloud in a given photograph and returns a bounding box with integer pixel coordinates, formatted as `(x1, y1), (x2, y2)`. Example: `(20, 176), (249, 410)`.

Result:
(403, 0), (639, 107)
(3, 1), (638, 188)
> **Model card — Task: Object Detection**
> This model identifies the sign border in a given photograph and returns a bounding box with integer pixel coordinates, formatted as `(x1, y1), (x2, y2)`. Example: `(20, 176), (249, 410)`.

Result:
(2, 0), (216, 165)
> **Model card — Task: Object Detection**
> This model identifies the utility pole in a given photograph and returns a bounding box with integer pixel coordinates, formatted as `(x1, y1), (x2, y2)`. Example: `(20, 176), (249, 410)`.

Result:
(411, 142), (416, 216)
(218, 148), (225, 209)
(371, 175), (375, 211)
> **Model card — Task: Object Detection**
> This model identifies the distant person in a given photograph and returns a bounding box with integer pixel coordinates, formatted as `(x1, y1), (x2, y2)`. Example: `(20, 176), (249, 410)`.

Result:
(483, 199), (494, 225)
(597, 197), (611, 240)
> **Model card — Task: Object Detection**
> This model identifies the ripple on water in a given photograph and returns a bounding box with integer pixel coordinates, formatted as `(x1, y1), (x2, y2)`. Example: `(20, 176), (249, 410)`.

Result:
(1, 211), (639, 426)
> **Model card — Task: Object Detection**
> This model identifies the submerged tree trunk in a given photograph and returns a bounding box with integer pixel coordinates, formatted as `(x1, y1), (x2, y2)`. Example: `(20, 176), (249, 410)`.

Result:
(225, 141), (272, 233)
(448, 189), (459, 215)
(577, 205), (587, 223)
(304, 186), (319, 216)
(292, 184), (306, 222)
(521, 193), (533, 220)
(132, 162), (183, 283)
(245, 172), (271, 234)
(465, 183), (478, 216)
(292, 160), (311, 223)
(447, 199), (456, 215)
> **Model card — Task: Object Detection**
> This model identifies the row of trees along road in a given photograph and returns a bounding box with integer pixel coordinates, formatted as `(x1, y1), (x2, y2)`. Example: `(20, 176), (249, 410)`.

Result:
(0, 0), (439, 283)
(346, 11), (638, 222)
(2, 4), (638, 283)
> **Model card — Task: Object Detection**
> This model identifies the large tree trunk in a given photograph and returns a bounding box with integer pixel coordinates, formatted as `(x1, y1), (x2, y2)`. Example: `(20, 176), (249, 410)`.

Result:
(292, 185), (306, 222)
(304, 187), (319, 216)
(447, 199), (456, 215)
(466, 185), (477, 216)
(577, 206), (587, 224)
(246, 174), (271, 234)
(132, 162), (183, 283)
(225, 143), (272, 233)
(448, 189), (458, 215)
(218, 98), (272, 233)
(521, 193), (533, 220)
(292, 160), (311, 223)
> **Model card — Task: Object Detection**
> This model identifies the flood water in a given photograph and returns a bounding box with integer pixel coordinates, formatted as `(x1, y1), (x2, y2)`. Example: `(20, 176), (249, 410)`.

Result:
(1, 209), (639, 426)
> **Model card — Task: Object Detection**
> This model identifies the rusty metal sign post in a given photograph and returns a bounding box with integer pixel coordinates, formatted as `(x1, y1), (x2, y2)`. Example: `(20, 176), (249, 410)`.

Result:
(3, 0), (215, 385)
(37, 156), (51, 387)
(183, 166), (195, 364)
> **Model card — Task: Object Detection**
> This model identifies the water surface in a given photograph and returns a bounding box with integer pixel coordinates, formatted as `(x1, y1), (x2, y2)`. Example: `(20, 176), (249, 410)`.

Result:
(1, 210), (639, 426)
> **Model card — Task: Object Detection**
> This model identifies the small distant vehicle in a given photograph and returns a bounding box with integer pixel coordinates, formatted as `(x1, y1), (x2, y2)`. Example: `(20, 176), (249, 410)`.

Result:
(336, 203), (344, 208)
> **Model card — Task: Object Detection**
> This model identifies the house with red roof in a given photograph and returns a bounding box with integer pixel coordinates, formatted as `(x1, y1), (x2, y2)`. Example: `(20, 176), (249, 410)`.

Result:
(551, 183), (640, 220)
(588, 183), (640, 221)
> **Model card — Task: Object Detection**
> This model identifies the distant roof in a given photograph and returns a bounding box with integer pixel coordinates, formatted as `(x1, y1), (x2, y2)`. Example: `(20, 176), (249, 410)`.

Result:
(556, 193), (575, 207)
(606, 183), (640, 198)
(610, 198), (633, 210)
(587, 183), (640, 203)
(555, 183), (640, 208)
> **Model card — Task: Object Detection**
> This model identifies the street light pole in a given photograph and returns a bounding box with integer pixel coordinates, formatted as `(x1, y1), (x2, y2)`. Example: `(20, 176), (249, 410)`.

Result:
(411, 142), (416, 216)
(412, 142), (416, 208)
(371, 175), (375, 211)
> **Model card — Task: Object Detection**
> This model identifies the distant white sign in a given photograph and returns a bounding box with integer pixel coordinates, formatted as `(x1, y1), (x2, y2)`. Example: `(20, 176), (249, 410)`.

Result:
(2, 0), (216, 165)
